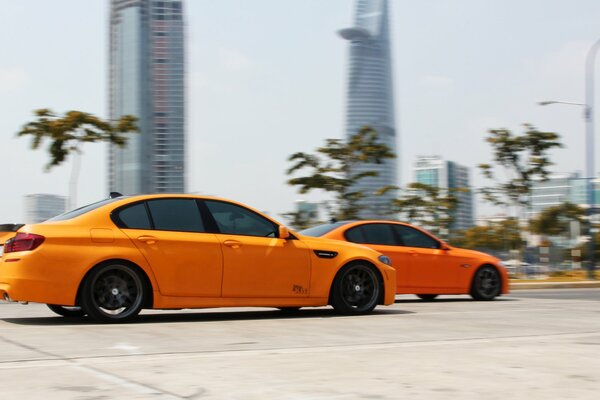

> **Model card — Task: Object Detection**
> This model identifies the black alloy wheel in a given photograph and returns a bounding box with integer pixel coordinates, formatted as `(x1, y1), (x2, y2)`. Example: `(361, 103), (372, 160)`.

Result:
(416, 294), (438, 301)
(81, 263), (145, 323)
(330, 263), (381, 315)
(47, 304), (86, 317)
(470, 265), (501, 301)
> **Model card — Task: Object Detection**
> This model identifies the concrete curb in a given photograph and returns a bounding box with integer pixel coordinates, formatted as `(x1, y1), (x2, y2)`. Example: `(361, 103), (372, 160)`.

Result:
(510, 281), (600, 290)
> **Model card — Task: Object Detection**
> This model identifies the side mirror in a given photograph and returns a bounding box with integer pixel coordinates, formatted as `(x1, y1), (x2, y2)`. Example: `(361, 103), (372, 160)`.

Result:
(279, 226), (290, 240)
(440, 242), (451, 251)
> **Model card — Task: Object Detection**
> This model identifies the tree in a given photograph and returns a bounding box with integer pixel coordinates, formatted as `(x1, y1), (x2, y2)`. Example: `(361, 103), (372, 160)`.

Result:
(286, 126), (395, 220)
(18, 109), (138, 207)
(385, 182), (462, 238)
(479, 124), (562, 211)
(450, 218), (524, 253)
(529, 203), (585, 238)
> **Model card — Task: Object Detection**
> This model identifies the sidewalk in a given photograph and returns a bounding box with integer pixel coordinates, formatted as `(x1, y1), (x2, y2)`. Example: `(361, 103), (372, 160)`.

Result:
(510, 280), (600, 290)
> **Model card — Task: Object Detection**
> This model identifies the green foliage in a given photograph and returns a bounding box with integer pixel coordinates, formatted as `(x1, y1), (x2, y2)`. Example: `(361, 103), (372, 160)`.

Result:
(529, 203), (585, 237)
(450, 218), (524, 251)
(384, 182), (462, 237)
(479, 124), (562, 207)
(280, 210), (320, 231)
(18, 109), (138, 170)
(286, 126), (395, 220)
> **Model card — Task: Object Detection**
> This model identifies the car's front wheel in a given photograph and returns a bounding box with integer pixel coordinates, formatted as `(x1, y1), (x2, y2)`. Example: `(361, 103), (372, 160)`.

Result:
(470, 265), (501, 301)
(330, 263), (381, 315)
(47, 304), (86, 317)
(81, 263), (146, 323)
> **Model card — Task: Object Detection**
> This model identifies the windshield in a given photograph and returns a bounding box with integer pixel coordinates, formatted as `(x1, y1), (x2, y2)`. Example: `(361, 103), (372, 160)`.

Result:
(47, 197), (124, 222)
(300, 222), (349, 237)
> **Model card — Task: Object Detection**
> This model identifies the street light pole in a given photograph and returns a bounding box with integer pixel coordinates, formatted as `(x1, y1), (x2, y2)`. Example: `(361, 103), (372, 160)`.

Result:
(584, 39), (600, 279)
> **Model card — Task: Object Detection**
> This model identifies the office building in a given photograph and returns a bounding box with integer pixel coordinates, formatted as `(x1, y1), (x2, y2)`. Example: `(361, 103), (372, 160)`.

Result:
(24, 194), (66, 223)
(108, 0), (186, 194)
(339, 0), (397, 218)
(413, 156), (474, 231)
(529, 172), (600, 216)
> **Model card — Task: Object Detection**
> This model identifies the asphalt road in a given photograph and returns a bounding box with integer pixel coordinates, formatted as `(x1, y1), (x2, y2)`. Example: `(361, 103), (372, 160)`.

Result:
(1, 289), (599, 399)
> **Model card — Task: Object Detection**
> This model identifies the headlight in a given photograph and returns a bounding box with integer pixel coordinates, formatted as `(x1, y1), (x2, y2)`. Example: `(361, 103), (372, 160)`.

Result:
(378, 255), (392, 266)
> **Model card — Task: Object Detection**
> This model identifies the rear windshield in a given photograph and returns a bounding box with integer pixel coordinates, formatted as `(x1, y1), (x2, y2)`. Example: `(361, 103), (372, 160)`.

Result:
(47, 198), (124, 222)
(300, 222), (348, 237)
(0, 224), (24, 232)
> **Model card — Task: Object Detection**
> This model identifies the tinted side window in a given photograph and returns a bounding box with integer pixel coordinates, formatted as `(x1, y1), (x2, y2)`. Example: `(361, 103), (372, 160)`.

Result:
(147, 199), (205, 232)
(205, 200), (277, 237)
(345, 224), (397, 246)
(117, 203), (151, 229)
(394, 225), (439, 249)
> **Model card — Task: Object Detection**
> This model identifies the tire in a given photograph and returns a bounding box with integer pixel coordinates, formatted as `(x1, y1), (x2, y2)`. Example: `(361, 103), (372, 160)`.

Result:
(470, 265), (502, 301)
(80, 263), (146, 323)
(330, 263), (381, 315)
(47, 304), (86, 318)
(416, 294), (438, 301)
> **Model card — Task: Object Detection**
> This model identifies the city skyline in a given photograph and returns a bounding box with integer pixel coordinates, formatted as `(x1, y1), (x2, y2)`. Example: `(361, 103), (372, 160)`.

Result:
(1, 1), (600, 223)
(108, 0), (186, 195)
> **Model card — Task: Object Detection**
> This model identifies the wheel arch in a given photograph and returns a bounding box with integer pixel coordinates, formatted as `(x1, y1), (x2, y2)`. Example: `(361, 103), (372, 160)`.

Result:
(75, 258), (154, 309)
(328, 259), (385, 306)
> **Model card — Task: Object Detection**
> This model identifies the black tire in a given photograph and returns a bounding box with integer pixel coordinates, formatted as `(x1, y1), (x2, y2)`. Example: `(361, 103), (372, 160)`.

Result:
(330, 263), (381, 315)
(416, 294), (438, 301)
(470, 265), (502, 301)
(80, 263), (145, 323)
(47, 304), (86, 317)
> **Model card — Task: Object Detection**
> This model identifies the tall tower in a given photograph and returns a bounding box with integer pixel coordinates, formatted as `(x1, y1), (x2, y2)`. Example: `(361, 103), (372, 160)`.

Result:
(108, 0), (185, 194)
(339, 0), (397, 218)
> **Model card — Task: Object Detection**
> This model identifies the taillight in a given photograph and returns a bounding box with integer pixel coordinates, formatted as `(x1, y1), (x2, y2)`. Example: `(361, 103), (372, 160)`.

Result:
(3, 233), (45, 253)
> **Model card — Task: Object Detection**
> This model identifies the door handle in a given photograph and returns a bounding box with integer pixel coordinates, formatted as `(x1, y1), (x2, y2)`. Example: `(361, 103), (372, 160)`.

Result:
(223, 240), (242, 249)
(137, 235), (158, 245)
(409, 250), (417, 256)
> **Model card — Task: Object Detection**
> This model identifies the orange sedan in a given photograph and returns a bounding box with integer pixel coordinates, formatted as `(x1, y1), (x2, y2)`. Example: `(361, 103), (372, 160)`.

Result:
(0, 195), (396, 322)
(301, 221), (509, 301)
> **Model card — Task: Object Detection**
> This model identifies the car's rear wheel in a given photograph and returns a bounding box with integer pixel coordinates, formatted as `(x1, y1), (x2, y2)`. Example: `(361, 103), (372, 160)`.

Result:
(47, 304), (86, 317)
(330, 263), (381, 315)
(81, 263), (145, 323)
(470, 265), (501, 301)
(416, 294), (438, 301)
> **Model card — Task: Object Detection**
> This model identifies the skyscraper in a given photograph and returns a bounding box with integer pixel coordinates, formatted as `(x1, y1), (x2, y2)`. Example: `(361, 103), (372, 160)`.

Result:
(413, 156), (474, 231)
(339, 0), (397, 218)
(108, 0), (185, 195)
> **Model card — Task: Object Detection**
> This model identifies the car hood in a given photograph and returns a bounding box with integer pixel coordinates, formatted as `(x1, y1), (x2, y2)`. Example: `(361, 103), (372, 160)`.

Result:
(297, 234), (381, 256)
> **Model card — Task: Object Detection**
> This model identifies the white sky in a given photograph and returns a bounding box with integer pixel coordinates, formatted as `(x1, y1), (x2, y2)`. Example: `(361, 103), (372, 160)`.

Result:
(1, 0), (600, 223)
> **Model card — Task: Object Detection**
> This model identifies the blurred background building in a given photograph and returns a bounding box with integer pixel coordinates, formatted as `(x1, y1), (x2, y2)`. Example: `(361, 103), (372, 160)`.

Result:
(108, 0), (186, 195)
(529, 172), (600, 217)
(339, 0), (397, 218)
(24, 194), (66, 223)
(413, 155), (474, 231)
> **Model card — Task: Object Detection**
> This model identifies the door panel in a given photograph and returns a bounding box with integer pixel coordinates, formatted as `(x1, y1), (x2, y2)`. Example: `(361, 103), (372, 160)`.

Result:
(406, 248), (458, 289)
(124, 229), (223, 297)
(217, 234), (311, 298)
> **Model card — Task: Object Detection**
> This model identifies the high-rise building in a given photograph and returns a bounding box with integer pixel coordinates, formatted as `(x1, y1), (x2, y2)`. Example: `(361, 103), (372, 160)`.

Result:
(413, 156), (474, 231)
(23, 194), (67, 223)
(529, 172), (600, 217)
(339, 0), (397, 218)
(108, 0), (185, 194)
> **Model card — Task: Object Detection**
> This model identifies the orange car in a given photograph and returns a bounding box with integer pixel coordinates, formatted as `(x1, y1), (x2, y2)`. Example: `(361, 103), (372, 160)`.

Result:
(0, 194), (395, 322)
(301, 220), (509, 301)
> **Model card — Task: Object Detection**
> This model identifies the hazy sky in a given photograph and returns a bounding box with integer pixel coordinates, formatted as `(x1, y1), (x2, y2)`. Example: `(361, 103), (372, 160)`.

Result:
(1, 0), (600, 223)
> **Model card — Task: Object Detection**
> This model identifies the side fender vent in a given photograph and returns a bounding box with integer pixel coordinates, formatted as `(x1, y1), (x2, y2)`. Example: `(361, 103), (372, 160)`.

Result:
(314, 250), (338, 259)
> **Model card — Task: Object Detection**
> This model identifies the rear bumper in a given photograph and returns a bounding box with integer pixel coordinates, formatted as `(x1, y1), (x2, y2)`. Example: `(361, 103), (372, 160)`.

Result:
(0, 254), (80, 305)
